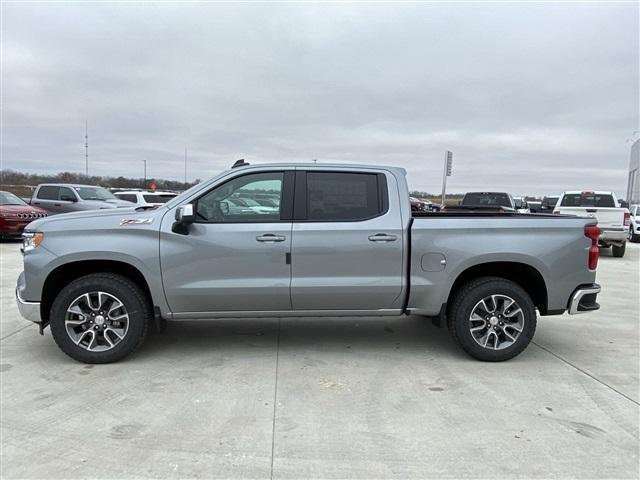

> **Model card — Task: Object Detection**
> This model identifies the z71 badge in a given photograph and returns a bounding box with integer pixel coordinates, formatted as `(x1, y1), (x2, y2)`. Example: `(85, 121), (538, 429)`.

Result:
(120, 218), (154, 226)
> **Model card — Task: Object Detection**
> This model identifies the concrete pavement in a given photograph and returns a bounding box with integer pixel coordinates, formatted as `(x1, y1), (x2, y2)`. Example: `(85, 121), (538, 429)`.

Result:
(1, 241), (638, 478)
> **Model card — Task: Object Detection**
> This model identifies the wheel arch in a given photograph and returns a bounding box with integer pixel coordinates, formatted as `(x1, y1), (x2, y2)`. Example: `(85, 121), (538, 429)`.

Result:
(40, 260), (153, 324)
(447, 261), (549, 315)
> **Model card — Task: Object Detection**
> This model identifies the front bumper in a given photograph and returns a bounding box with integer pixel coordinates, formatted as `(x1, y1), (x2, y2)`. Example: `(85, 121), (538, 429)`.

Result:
(568, 284), (601, 315)
(16, 287), (41, 323)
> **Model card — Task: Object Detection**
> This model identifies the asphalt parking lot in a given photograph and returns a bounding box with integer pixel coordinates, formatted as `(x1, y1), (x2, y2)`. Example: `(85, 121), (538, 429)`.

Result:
(1, 241), (638, 479)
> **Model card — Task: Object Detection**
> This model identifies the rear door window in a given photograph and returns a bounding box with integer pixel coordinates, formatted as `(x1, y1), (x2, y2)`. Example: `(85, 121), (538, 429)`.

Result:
(303, 172), (386, 221)
(560, 194), (615, 208)
(37, 186), (59, 200)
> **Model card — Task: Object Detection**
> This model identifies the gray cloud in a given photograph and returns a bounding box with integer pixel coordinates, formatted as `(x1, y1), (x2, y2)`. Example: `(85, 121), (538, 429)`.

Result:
(2, 2), (638, 195)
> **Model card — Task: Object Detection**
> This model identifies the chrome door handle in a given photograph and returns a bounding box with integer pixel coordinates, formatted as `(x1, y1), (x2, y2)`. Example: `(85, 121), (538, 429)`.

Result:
(368, 233), (397, 242)
(256, 234), (286, 243)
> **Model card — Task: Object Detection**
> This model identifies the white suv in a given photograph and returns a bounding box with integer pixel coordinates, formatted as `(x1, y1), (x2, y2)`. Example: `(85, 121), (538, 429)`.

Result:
(113, 190), (178, 208)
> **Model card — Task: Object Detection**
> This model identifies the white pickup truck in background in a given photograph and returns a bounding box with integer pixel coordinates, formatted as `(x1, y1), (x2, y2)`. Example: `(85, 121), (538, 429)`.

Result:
(554, 191), (630, 257)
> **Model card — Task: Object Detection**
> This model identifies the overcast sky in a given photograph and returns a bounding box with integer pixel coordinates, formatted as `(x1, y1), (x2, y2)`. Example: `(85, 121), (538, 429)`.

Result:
(2, 2), (638, 195)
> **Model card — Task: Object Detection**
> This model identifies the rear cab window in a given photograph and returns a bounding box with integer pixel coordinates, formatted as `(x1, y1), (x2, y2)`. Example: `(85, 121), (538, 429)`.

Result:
(560, 194), (615, 208)
(462, 192), (511, 208)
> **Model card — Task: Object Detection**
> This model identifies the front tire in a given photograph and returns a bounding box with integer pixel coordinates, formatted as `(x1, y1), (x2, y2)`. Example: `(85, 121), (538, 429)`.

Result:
(50, 273), (150, 363)
(447, 277), (537, 362)
(612, 243), (626, 258)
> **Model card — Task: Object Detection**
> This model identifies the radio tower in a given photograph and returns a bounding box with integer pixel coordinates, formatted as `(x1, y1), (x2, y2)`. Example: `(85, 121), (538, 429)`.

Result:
(84, 121), (89, 176)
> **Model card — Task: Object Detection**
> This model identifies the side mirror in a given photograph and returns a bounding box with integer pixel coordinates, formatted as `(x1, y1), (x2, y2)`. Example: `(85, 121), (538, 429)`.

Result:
(175, 204), (195, 224)
(172, 204), (195, 235)
(60, 195), (76, 202)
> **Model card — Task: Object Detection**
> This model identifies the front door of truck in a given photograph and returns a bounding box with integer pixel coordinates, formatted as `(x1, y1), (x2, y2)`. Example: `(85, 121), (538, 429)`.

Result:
(160, 170), (294, 314)
(290, 170), (404, 311)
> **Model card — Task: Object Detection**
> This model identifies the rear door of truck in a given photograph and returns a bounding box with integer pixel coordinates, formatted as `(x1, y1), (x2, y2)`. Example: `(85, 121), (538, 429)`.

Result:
(31, 185), (60, 213)
(289, 168), (404, 311)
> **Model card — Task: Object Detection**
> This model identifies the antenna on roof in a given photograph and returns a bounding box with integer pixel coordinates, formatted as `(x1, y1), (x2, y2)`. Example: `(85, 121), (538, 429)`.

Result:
(232, 159), (249, 168)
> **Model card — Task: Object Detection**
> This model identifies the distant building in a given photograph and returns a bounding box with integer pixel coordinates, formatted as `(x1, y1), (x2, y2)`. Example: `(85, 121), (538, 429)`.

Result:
(628, 139), (640, 205)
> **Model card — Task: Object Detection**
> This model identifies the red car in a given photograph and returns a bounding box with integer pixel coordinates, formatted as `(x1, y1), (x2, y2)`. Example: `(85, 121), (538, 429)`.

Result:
(0, 191), (48, 240)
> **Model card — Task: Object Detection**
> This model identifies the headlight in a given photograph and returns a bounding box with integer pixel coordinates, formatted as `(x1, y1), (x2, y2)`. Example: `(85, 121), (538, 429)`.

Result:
(21, 232), (44, 253)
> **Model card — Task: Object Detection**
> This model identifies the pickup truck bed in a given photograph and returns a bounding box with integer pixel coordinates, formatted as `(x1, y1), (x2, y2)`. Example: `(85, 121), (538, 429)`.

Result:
(408, 211), (596, 318)
(17, 162), (601, 364)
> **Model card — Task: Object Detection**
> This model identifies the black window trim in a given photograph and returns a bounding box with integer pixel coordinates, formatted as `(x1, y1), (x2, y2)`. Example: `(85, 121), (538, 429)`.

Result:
(293, 170), (389, 223)
(192, 170), (294, 224)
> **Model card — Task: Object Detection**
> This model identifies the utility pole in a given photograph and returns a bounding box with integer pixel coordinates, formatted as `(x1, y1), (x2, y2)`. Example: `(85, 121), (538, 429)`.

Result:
(184, 147), (188, 185)
(441, 150), (453, 206)
(84, 121), (89, 176)
(142, 159), (147, 188)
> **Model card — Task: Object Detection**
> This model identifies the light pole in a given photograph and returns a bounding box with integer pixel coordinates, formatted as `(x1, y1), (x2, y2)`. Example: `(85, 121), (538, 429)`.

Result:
(441, 151), (453, 206)
(142, 159), (147, 188)
(84, 121), (89, 176)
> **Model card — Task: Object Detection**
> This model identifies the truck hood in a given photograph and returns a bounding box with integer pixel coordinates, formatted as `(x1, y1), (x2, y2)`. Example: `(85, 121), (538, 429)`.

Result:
(25, 205), (166, 232)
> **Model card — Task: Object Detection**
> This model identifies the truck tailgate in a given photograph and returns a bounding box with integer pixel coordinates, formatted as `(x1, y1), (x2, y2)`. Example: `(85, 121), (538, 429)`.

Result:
(556, 207), (623, 229)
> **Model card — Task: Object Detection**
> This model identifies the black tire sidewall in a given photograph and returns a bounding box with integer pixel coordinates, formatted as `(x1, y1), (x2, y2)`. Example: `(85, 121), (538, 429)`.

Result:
(612, 243), (626, 257)
(50, 274), (149, 363)
(451, 279), (537, 362)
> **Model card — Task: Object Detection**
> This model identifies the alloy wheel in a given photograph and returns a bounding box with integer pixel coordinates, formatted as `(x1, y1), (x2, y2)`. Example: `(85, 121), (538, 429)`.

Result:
(469, 294), (525, 350)
(65, 291), (129, 352)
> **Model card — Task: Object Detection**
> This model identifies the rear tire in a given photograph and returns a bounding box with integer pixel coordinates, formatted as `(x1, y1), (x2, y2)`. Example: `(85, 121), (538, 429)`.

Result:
(612, 243), (626, 258)
(447, 277), (537, 362)
(50, 273), (150, 363)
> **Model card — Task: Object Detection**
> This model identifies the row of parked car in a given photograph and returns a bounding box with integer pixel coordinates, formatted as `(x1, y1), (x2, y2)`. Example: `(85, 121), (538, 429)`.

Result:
(434, 190), (635, 257)
(0, 183), (179, 239)
(2, 184), (637, 256)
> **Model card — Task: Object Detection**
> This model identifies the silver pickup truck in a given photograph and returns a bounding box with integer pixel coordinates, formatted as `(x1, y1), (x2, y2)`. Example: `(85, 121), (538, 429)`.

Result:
(17, 162), (602, 364)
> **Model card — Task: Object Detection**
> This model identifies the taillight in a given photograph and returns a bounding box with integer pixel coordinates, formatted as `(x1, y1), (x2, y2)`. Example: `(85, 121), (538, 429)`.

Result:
(584, 224), (600, 270)
(624, 212), (630, 226)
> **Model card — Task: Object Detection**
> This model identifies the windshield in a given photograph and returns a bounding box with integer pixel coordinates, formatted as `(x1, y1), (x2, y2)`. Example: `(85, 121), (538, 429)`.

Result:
(560, 194), (615, 208)
(462, 193), (511, 207)
(74, 186), (117, 201)
(0, 191), (27, 206)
